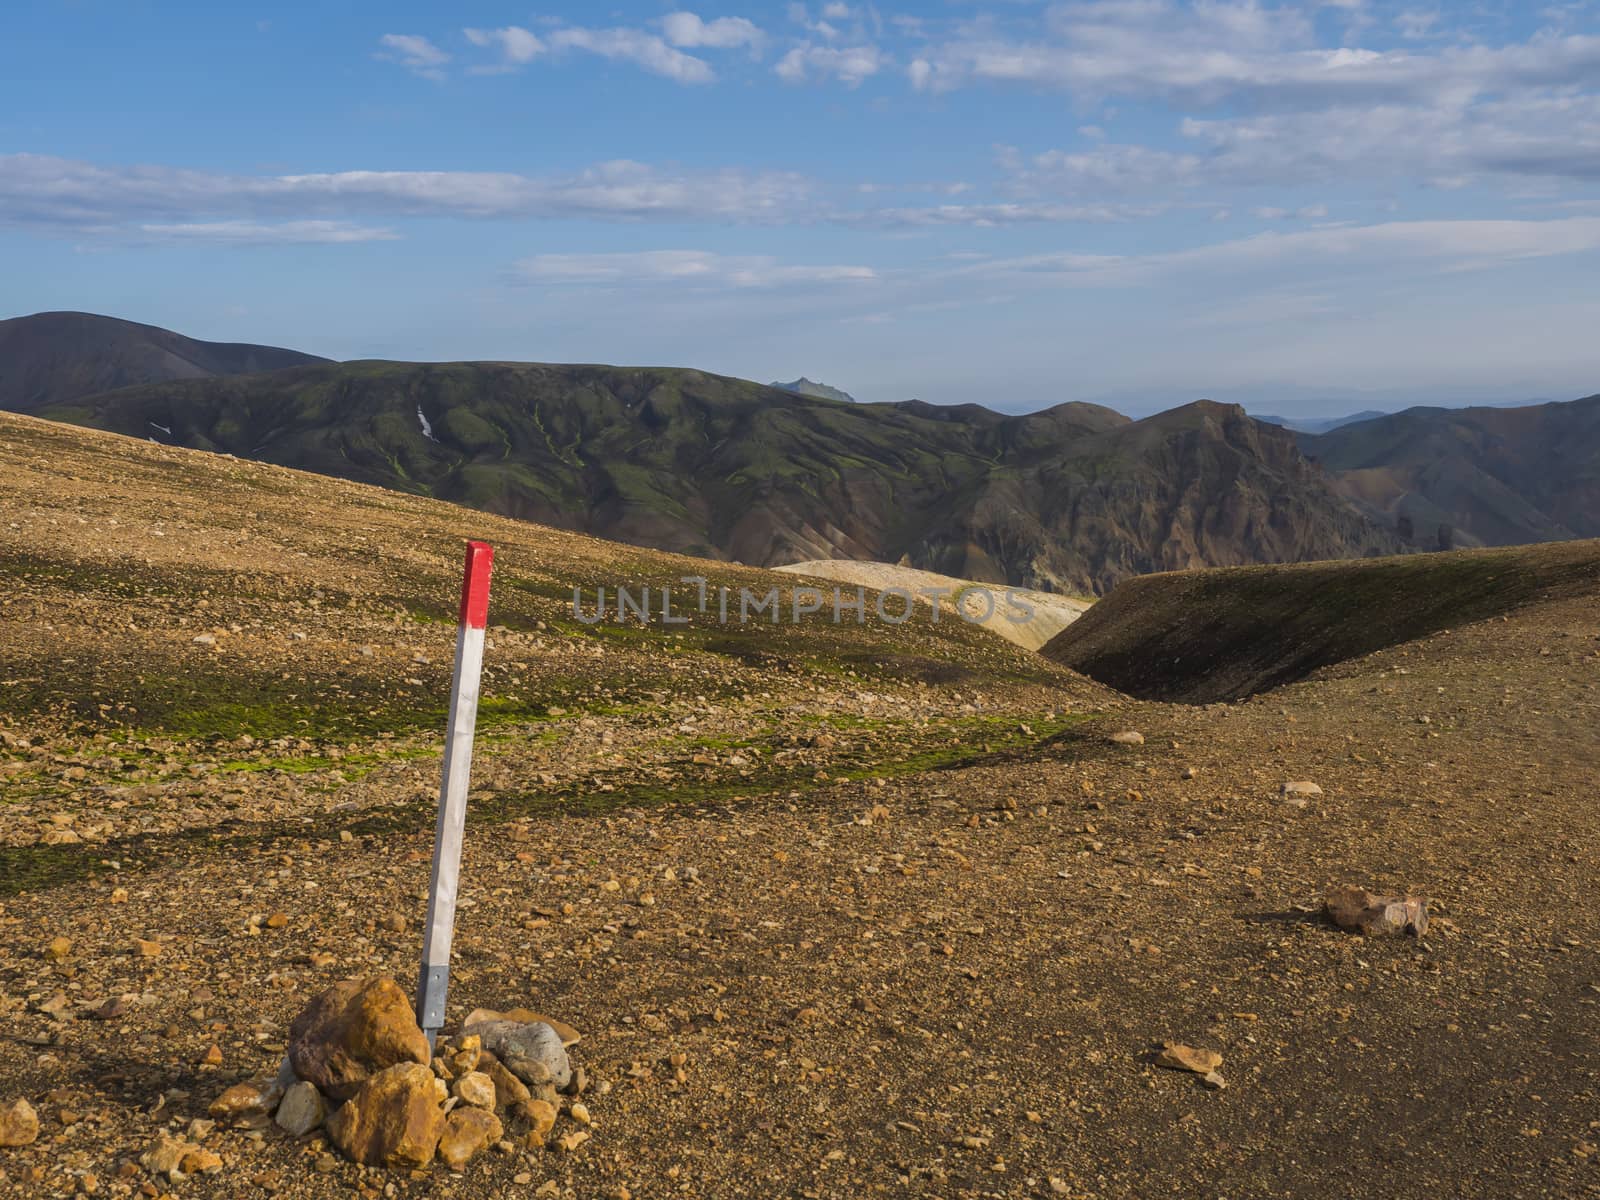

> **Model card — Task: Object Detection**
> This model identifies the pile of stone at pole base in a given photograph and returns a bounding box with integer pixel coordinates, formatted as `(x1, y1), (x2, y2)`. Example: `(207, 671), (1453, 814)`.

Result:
(206, 976), (591, 1174)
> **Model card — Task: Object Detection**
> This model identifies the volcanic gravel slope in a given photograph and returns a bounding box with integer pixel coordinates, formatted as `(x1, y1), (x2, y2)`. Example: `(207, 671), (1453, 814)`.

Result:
(3, 411), (1600, 1200)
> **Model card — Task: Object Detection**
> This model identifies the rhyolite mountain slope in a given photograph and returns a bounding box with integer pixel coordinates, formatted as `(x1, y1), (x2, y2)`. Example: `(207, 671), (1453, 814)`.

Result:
(1300, 393), (1600, 549)
(0, 311), (327, 414)
(41, 356), (1398, 593)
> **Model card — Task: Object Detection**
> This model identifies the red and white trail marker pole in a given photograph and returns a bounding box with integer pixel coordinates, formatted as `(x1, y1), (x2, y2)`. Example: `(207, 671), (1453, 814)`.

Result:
(416, 539), (494, 1049)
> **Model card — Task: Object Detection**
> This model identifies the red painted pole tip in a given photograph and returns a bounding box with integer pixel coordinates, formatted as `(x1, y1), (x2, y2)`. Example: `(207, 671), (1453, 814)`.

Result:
(458, 541), (494, 629)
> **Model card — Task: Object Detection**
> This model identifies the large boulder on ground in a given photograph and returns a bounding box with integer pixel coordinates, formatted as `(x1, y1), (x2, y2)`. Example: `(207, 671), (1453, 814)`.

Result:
(437, 1106), (504, 1170)
(288, 977), (431, 1101)
(462, 1018), (571, 1089)
(1325, 885), (1429, 936)
(326, 1062), (446, 1169)
(0, 1098), (39, 1147)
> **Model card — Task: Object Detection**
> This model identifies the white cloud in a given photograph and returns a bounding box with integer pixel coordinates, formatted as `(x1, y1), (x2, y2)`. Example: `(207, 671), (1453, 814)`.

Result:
(957, 217), (1600, 286)
(660, 12), (764, 51)
(861, 201), (1159, 227)
(513, 249), (876, 288)
(546, 26), (715, 83)
(463, 26), (545, 68)
(136, 220), (400, 245)
(1251, 205), (1329, 220)
(908, 2), (1600, 109)
(376, 34), (449, 80)
(1002, 90), (1600, 201)
(457, 22), (719, 83)
(775, 42), (883, 86)
(821, 3), (852, 19)
(0, 154), (810, 233)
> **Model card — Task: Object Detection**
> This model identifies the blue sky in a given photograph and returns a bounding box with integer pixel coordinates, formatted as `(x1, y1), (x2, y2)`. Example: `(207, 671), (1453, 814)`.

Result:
(3, 1), (1599, 415)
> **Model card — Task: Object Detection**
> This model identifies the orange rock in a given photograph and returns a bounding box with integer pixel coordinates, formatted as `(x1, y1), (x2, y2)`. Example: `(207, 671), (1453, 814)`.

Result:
(1155, 1043), (1223, 1074)
(288, 977), (431, 1101)
(479, 1053), (531, 1109)
(325, 1062), (445, 1168)
(0, 1098), (40, 1147)
(437, 1106), (503, 1170)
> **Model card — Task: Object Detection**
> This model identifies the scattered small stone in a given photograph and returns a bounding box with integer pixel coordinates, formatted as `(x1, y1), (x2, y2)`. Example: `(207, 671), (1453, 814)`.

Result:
(519, 1099), (557, 1148)
(1109, 731), (1144, 746)
(44, 936), (73, 960)
(1281, 781), (1322, 798)
(556, 1128), (591, 1154)
(138, 1134), (222, 1182)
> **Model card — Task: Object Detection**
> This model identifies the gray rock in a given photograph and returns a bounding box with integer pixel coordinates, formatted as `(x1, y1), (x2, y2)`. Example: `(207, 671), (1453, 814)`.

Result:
(274, 1081), (326, 1137)
(461, 1020), (570, 1090)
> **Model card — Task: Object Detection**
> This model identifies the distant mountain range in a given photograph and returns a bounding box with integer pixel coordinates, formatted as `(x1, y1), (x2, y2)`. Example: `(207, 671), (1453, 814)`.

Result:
(1300, 399), (1600, 548)
(3, 310), (1594, 592)
(770, 377), (857, 404)
(1252, 410), (1388, 434)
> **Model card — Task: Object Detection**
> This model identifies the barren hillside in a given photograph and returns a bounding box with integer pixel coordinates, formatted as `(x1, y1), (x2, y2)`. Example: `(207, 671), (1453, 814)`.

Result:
(4, 414), (1600, 1199)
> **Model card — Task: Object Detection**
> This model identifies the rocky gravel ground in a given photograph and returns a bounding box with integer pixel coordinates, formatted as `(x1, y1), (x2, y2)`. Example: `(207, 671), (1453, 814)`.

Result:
(4, 414), (1600, 1198)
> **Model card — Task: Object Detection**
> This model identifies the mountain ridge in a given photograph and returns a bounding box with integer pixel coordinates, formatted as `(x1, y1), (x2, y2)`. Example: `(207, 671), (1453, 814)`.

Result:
(1301, 393), (1600, 548)
(0, 310), (328, 414)
(32, 356), (1398, 594)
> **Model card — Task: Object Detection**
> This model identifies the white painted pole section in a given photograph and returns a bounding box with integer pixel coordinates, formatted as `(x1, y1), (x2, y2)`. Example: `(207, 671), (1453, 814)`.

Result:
(416, 540), (494, 1047)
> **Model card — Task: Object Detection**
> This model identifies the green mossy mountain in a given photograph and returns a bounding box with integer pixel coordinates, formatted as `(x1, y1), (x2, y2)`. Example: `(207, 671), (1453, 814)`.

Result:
(38, 355), (1397, 594)
(0, 311), (327, 414)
